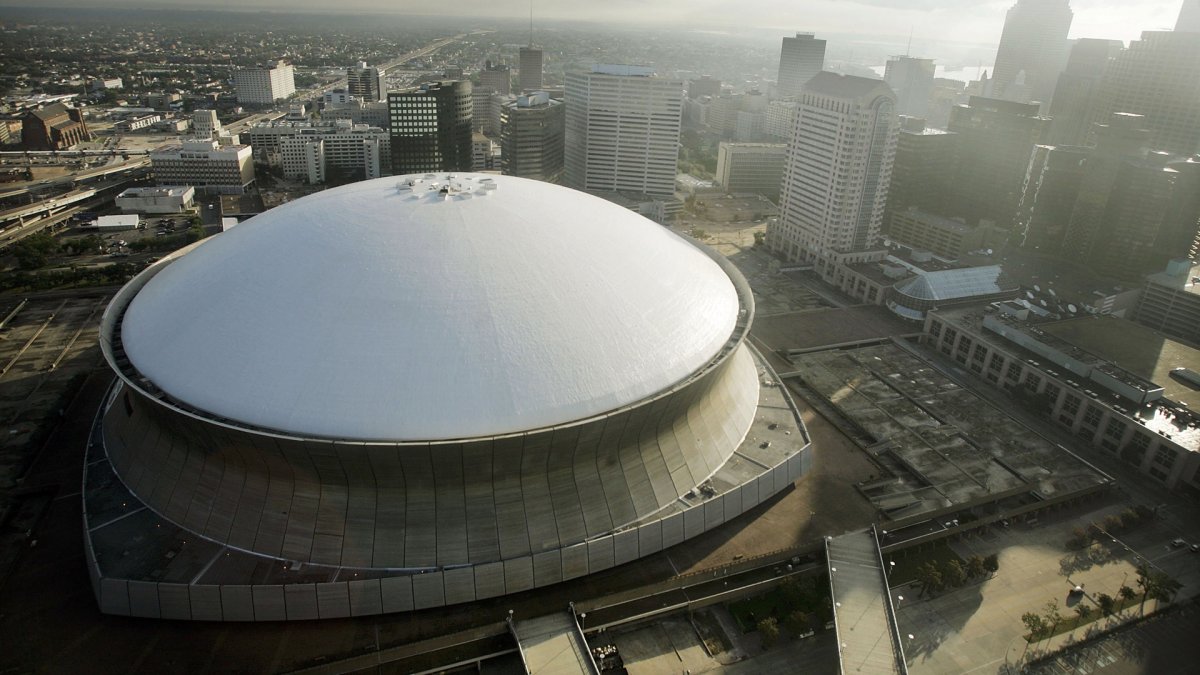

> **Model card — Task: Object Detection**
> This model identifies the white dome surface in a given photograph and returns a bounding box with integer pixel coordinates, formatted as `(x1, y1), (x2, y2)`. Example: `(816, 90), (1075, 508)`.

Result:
(121, 175), (741, 441)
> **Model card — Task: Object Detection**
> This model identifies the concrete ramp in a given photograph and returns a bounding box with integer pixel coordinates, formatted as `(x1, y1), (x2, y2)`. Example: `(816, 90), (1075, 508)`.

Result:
(827, 529), (907, 675)
(511, 611), (598, 675)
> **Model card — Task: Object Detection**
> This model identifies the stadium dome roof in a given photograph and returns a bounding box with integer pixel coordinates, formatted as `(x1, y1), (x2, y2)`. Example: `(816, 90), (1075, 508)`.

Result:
(120, 174), (741, 441)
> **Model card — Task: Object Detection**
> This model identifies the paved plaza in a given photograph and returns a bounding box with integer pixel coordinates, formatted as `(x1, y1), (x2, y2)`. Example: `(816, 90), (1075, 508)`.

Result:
(894, 502), (1197, 675)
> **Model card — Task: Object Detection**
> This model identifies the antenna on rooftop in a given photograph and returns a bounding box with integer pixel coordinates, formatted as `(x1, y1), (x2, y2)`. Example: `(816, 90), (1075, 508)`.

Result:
(906, 27), (913, 57)
(529, 0), (534, 47)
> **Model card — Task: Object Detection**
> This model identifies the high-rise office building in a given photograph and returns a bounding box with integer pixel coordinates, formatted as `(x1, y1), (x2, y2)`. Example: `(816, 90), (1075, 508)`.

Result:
(883, 116), (958, 231)
(1064, 114), (1200, 279)
(769, 72), (898, 266)
(947, 96), (1049, 228)
(1047, 39), (1123, 146)
(192, 109), (221, 139)
(480, 62), (512, 97)
(991, 0), (1073, 108)
(232, 61), (295, 105)
(500, 92), (564, 183)
(715, 143), (788, 202)
(387, 81), (473, 174)
(149, 139), (255, 194)
(518, 47), (544, 92)
(1016, 143), (1091, 252)
(564, 65), (684, 198)
(688, 76), (722, 100)
(776, 33), (826, 99)
(1088, 29), (1200, 156)
(884, 57), (936, 118)
(1179, 0), (1200, 32)
(347, 61), (384, 102)
(763, 98), (800, 140)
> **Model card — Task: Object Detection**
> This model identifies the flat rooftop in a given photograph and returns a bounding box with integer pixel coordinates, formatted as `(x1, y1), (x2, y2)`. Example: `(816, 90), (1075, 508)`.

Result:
(1040, 316), (1200, 409)
(790, 343), (1109, 522)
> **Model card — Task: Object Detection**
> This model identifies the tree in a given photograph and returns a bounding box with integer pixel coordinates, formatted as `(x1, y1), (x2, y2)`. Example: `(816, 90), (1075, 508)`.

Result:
(785, 610), (810, 637)
(1096, 593), (1115, 616)
(186, 226), (207, 243)
(1021, 612), (1047, 639)
(12, 231), (58, 270)
(1118, 585), (1137, 604)
(757, 616), (780, 648)
(983, 553), (1000, 577)
(942, 559), (967, 588)
(916, 561), (942, 596)
(1075, 604), (1092, 621)
(966, 555), (986, 580)
(1044, 599), (1063, 632)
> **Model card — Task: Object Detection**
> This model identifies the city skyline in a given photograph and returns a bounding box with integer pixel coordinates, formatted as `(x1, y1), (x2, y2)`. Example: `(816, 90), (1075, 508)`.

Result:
(0, 0), (1187, 46)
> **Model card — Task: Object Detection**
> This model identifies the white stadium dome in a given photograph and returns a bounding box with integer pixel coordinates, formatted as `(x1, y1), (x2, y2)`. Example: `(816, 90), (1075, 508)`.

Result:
(120, 174), (740, 441)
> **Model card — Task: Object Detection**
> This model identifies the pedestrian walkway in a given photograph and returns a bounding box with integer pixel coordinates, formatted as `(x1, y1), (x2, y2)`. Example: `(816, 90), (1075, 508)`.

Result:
(511, 610), (598, 675)
(827, 529), (907, 675)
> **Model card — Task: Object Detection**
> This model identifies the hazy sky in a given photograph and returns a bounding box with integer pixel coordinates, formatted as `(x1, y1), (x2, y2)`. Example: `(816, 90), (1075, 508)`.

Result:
(0, 1), (1185, 45)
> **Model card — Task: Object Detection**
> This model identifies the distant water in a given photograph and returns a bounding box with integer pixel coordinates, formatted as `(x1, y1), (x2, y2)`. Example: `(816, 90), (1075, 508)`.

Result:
(869, 64), (989, 84)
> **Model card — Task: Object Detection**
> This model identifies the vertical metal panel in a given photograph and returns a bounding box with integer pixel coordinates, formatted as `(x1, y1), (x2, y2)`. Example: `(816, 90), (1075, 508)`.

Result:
(158, 583), (192, 620)
(432, 444), (469, 566)
(348, 578), (383, 616)
(545, 426), (587, 547)
(443, 567), (476, 606)
(704, 497), (725, 531)
(492, 435), (531, 560)
(380, 575), (414, 613)
(462, 440), (501, 563)
(285, 585), (320, 622)
(561, 541), (590, 580)
(474, 561), (506, 600)
(586, 537), (615, 573)
(637, 519), (663, 556)
(189, 585), (224, 621)
(339, 446), (377, 568)
(503, 557), (534, 594)
(310, 446), (348, 565)
(571, 421), (612, 537)
(401, 446), (437, 568)
(520, 433), (558, 554)
(661, 512), (685, 549)
(683, 503), (704, 539)
(316, 583), (351, 619)
(279, 438), (321, 562)
(220, 585), (254, 621)
(532, 549), (562, 587)
(412, 572), (446, 610)
(252, 585), (287, 622)
(127, 580), (161, 618)
(612, 528), (639, 566)
(368, 446), (405, 567)
(99, 577), (131, 616)
(596, 416), (637, 528)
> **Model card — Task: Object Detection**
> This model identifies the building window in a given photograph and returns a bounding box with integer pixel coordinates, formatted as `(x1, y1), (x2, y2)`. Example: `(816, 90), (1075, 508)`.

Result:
(1153, 447), (1177, 469)
(1006, 363), (1022, 382)
(1082, 405), (1103, 428)
(1104, 418), (1125, 439)
(1062, 394), (1082, 415)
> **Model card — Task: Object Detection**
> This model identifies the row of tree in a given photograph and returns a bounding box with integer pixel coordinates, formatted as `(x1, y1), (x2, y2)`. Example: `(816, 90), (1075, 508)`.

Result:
(1065, 506), (1154, 550)
(915, 554), (998, 597)
(1020, 565), (1182, 641)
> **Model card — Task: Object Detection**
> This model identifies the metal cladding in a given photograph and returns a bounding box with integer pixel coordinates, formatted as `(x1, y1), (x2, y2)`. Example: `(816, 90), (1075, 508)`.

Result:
(87, 174), (809, 620)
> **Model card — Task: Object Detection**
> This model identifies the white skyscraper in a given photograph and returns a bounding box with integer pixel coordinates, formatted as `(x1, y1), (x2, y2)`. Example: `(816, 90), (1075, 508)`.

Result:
(232, 61), (295, 105)
(1179, 0), (1200, 32)
(776, 33), (826, 99)
(991, 0), (1074, 108)
(770, 73), (899, 268)
(564, 65), (684, 198)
